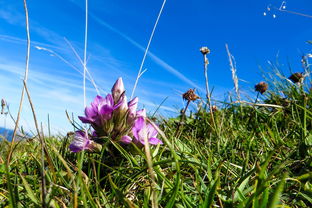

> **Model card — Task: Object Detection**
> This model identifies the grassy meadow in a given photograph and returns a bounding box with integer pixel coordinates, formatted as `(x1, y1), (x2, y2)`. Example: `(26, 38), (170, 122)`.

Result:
(0, 58), (312, 208)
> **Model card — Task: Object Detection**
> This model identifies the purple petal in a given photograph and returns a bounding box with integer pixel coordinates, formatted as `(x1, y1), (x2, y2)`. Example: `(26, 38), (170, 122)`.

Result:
(120, 135), (132, 144)
(105, 94), (114, 106)
(148, 137), (163, 145)
(78, 116), (93, 124)
(69, 143), (84, 152)
(92, 95), (104, 107)
(99, 105), (114, 115)
(146, 123), (158, 138)
(92, 131), (98, 137)
(69, 131), (93, 152)
(136, 109), (146, 118)
(128, 97), (138, 120)
(132, 127), (139, 142)
(118, 95), (128, 111)
(99, 105), (113, 121)
(128, 97), (138, 108)
(85, 106), (97, 118)
(134, 117), (145, 130)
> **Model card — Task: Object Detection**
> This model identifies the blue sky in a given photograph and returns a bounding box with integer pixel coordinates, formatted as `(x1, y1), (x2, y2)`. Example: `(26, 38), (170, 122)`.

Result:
(0, 0), (311, 134)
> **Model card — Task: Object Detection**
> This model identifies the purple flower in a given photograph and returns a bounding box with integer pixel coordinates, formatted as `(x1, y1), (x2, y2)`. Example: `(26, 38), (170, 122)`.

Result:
(111, 77), (125, 103)
(132, 117), (163, 146)
(120, 135), (132, 144)
(136, 109), (146, 118)
(127, 97), (138, 123)
(78, 94), (120, 126)
(69, 131), (94, 152)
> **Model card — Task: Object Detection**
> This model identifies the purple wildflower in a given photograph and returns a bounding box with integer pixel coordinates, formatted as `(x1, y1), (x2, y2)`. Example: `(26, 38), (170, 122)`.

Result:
(120, 135), (132, 144)
(132, 117), (163, 146)
(136, 109), (146, 118)
(127, 97), (138, 123)
(69, 131), (94, 152)
(78, 94), (120, 126)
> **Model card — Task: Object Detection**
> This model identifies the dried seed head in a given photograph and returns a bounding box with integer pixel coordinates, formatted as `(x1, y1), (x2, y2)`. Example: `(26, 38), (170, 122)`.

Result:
(1, 99), (6, 114)
(211, 105), (218, 112)
(289, 72), (304, 83)
(200, 47), (210, 55)
(182, 89), (199, 101)
(255, 82), (268, 94)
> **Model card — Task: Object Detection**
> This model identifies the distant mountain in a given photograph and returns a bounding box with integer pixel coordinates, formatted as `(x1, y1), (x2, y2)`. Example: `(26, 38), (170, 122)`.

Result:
(0, 127), (31, 141)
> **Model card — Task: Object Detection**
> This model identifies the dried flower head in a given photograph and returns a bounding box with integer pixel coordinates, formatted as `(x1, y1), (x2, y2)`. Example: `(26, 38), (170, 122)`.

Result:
(1, 99), (5, 114)
(182, 89), (199, 101)
(289, 72), (304, 83)
(211, 105), (218, 112)
(200, 47), (210, 55)
(255, 82), (268, 94)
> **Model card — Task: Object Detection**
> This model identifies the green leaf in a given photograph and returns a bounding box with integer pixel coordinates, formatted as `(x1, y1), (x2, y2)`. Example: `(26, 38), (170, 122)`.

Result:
(305, 134), (312, 146)
(201, 177), (219, 208)
(268, 173), (286, 208)
(18, 173), (39, 205)
(233, 176), (250, 202)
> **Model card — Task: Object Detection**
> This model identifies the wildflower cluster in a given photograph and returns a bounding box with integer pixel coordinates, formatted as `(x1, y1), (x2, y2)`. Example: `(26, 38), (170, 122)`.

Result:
(69, 78), (163, 152)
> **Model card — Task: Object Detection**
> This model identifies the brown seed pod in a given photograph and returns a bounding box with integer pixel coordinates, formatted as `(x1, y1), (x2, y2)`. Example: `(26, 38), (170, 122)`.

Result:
(200, 47), (210, 55)
(255, 81), (268, 94)
(289, 72), (303, 83)
(182, 89), (199, 101)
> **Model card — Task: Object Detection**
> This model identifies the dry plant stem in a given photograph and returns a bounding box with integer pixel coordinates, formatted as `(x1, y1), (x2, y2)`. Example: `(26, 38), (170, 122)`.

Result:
(23, 80), (47, 208)
(225, 44), (240, 101)
(131, 0), (167, 99)
(233, 100), (284, 109)
(64, 38), (100, 95)
(203, 54), (216, 128)
(7, 0), (30, 164)
(273, 6), (312, 18)
(83, 0), (88, 108)
(145, 119), (159, 208)
(174, 100), (190, 137)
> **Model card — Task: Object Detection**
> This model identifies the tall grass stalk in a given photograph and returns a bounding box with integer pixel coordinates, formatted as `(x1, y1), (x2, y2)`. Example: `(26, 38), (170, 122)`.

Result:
(23, 80), (47, 208)
(83, 0), (89, 108)
(9, 0), (30, 147)
(225, 44), (240, 101)
(202, 50), (216, 129)
(64, 37), (100, 95)
(131, 0), (167, 99)
(5, 1), (30, 207)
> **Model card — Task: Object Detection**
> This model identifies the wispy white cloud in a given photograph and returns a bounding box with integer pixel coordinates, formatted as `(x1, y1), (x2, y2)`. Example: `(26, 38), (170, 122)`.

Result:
(89, 14), (204, 91)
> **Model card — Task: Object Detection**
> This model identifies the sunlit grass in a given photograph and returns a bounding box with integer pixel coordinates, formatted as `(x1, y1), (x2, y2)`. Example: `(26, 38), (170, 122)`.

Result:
(1, 66), (312, 207)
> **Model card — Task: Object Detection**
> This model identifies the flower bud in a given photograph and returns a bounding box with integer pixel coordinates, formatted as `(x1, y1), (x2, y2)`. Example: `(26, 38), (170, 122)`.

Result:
(111, 77), (125, 103)
(128, 97), (138, 123)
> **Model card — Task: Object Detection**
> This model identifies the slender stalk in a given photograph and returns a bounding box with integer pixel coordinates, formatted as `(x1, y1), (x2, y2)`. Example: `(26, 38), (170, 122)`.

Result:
(48, 114), (51, 138)
(64, 38), (100, 95)
(83, 0), (88, 108)
(23, 80), (46, 208)
(174, 100), (191, 138)
(131, 0), (167, 99)
(10, 0), (30, 147)
(6, 6), (31, 205)
(225, 44), (240, 101)
(202, 52), (216, 129)
(142, 124), (158, 208)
